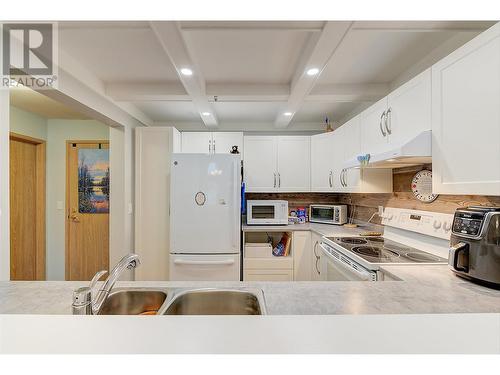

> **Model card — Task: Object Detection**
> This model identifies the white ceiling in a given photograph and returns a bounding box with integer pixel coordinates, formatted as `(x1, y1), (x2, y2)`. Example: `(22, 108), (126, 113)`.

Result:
(54, 20), (495, 131)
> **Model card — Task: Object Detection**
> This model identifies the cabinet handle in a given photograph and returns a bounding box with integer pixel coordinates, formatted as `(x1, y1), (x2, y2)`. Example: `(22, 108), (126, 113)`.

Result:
(208, 140), (212, 153)
(274, 173), (277, 188)
(278, 173), (281, 188)
(313, 241), (321, 275)
(385, 107), (392, 135)
(329, 171), (333, 188)
(213, 139), (216, 153)
(379, 110), (387, 137)
(342, 169), (347, 187)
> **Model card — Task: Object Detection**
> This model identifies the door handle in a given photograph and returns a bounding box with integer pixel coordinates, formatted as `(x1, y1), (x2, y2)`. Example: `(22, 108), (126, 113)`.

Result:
(449, 242), (469, 273)
(213, 139), (216, 153)
(329, 171), (333, 188)
(341, 169), (347, 187)
(70, 209), (80, 223)
(208, 140), (212, 154)
(278, 173), (281, 188)
(273, 173), (277, 188)
(379, 110), (387, 137)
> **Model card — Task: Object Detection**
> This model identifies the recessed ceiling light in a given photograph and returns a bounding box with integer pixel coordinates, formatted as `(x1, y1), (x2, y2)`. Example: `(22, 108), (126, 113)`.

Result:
(306, 68), (320, 76)
(201, 112), (211, 116)
(180, 68), (193, 76)
(283, 112), (293, 116)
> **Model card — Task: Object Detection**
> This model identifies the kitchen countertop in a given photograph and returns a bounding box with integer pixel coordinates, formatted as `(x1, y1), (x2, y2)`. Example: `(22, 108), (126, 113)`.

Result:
(2, 265), (500, 315)
(242, 222), (371, 237)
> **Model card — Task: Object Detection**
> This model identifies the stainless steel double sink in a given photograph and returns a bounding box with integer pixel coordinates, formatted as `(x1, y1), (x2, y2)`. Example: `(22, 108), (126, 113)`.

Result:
(97, 288), (267, 316)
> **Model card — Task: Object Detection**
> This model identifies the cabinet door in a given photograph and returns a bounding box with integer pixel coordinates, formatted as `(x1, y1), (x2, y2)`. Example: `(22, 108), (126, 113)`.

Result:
(277, 136), (311, 192)
(338, 116), (361, 192)
(360, 97), (388, 155)
(292, 231), (311, 281)
(212, 132), (244, 156)
(432, 24), (500, 195)
(387, 68), (431, 146)
(243, 136), (278, 192)
(181, 132), (212, 153)
(310, 233), (323, 281)
(311, 132), (334, 191)
(244, 269), (293, 281)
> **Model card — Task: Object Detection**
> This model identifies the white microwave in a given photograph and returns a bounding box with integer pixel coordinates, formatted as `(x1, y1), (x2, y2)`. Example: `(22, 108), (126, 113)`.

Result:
(309, 204), (347, 225)
(247, 200), (288, 225)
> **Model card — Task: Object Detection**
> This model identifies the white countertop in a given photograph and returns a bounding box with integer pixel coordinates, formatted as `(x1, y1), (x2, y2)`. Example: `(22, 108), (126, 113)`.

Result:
(242, 222), (369, 237)
(2, 267), (500, 353)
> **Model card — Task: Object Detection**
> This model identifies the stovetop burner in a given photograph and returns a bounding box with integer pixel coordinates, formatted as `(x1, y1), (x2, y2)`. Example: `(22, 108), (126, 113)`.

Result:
(324, 235), (448, 265)
(404, 252), (442, 263)
(351, 246), (400, 260)
(339, 237), (368, 245)
(365, 237), (384, 243)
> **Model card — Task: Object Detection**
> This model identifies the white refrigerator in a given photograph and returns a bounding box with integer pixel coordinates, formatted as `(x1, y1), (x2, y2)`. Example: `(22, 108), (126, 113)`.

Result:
(169, 154), (241, 280)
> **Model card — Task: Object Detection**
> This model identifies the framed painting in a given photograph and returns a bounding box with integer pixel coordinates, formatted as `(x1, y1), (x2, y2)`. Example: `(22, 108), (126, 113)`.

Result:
(78, 148), (110, 213)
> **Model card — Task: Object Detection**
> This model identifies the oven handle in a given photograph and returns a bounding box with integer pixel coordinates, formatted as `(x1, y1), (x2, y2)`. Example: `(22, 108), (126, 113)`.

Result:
(173, 259), (235, 266)
(319, 243), (374, 281)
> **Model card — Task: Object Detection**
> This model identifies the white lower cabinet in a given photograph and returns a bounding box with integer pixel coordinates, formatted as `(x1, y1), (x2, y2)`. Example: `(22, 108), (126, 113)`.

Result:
(244, 269), (293, 281)
(432, 23), (500, 195)
(292, 231), (311, 281)
(310, 232), (324, 281)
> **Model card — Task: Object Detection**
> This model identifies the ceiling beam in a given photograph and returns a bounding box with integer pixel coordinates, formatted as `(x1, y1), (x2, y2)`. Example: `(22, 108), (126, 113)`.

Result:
(105, 82), (388, 104)
(351, 21), (494, 33)
(274, 21), (354, 128)
(307, 83), (389, 102)
(149, 21), (218, 127)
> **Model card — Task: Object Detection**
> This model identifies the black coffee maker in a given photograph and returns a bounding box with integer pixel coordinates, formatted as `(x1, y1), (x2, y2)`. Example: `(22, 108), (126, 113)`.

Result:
(450, 206), (500, 288)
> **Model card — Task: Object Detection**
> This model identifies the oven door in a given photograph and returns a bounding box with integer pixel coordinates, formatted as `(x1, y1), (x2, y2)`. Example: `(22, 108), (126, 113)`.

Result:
(320, 244), (376, 281)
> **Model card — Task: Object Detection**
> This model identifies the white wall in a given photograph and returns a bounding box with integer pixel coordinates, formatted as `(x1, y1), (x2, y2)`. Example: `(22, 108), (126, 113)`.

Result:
(10, 106), (48, 140)
(45, 119), (109, 280)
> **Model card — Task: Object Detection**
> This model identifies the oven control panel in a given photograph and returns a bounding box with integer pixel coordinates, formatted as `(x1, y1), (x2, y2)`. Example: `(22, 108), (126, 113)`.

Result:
(381, 207), (454, 240)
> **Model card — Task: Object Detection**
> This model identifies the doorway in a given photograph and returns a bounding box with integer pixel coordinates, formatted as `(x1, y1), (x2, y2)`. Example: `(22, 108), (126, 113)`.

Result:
(66, 141), (110, 280)
(9, 132), (46, 280)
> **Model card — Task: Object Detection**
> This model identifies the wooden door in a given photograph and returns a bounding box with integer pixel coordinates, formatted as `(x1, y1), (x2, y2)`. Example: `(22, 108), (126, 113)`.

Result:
(277, 136), (311, 192)
(66, 141), (109, 281)
(432, 23), (500, 195)
(243, 136), (278, 192)
(9, 133), (46, 280)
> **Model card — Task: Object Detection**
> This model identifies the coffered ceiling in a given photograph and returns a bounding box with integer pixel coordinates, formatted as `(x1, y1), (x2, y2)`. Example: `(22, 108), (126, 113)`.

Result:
(54, 20), (495, 131)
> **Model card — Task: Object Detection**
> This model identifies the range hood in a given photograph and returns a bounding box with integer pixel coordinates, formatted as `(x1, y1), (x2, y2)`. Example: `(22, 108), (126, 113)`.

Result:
(343, 130), (432, 169)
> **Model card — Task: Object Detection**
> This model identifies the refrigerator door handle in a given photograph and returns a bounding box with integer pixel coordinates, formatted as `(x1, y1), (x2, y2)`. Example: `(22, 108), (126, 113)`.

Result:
(173, 259), (235, 266)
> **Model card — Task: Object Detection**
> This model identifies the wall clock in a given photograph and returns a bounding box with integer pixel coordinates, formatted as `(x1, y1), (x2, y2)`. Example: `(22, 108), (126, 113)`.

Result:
(411, 170), (438, 203)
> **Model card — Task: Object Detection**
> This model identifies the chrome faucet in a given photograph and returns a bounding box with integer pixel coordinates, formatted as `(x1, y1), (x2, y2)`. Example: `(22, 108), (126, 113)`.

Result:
(72, 254), (141, 315)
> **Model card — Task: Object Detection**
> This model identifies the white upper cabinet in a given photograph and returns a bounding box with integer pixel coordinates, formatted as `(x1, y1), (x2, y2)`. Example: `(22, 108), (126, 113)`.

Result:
(181, 132), (212, 153)
(311, 132), (335, 191)
(211, 132), (244, 155)
(432, 23), (500, 195)
(277, 136), (311, 192)
(360, 69), (431, 156)
(339, 116), (361, 192)
(386, 68), (431, 146)
(244, 136), (278, 192)
(244, 136), (310, 192)
(360, 97), (389, 155)
(181, 132), (243, 155)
